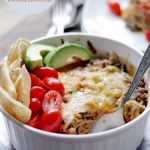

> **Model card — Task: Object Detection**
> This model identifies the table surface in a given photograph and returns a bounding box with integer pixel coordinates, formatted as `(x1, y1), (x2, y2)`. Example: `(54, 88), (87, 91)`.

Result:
(0, 2), (50, 54)
(0, 2), (150, 150)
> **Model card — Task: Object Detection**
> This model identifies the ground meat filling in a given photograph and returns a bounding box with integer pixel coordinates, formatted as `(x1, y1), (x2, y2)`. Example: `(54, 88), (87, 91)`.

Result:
(59, 55), (148, 134)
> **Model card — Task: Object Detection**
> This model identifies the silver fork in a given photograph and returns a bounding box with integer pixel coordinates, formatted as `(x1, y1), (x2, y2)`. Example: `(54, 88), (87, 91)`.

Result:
(47, 0), (77, 35)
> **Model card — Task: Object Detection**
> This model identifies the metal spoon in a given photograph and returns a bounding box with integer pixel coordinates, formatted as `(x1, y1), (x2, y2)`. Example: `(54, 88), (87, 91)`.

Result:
(47, 0), (77, 36)
(91, 45), (150, 133)
(123, 44), (150, 104)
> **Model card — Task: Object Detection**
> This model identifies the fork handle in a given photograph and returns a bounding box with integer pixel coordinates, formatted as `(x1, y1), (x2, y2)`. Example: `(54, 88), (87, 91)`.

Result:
(56, 24), (65, 34)
(47, 25), (57, 36)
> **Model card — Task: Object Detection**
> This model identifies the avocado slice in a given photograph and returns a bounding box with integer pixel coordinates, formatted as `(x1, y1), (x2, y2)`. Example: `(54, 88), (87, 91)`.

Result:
(25, 44), (55, 70)
(43, 43), (94, 69)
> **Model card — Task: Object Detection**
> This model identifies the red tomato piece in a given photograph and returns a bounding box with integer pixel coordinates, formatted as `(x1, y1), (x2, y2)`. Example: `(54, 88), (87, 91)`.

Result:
(30, 86), (47, 100)
(30, 73), (47, 89)
(27, 115), (41, 128)
(42, 90), (62, 112)
(39, 109), (62, 133)
(145, 30), (150, 41)
(30, 98), (42, 115)
(33, 67), (58, 79)
(108, 0), (121, 16)
(43, 77), (64, 96)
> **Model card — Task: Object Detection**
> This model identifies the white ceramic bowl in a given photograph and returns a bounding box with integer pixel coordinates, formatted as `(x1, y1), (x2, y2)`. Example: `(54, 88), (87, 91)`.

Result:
(0, 33), (150, 150)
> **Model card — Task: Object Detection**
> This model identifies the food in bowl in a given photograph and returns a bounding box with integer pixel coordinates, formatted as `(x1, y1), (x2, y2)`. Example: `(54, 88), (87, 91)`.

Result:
(0, 38), (148, 135)
(122, 0), (150, 41)
(122, 0), (150, 31)
(107, 0), (150, 41)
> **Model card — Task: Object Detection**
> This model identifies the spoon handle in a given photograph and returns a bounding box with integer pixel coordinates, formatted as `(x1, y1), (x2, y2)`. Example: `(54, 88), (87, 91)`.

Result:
(123, 44), (150, 104)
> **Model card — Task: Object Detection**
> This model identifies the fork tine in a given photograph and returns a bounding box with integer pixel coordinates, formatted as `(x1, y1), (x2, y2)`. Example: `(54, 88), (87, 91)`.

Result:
(60, 0), (64, 15)
(50, 0), (77, 34)
(52, 0), (64, 17)
(73, 0), (86, 6)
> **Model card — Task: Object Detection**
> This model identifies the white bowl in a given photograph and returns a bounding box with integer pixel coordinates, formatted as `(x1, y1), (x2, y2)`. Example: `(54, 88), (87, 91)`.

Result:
(1, 33), (150, 150)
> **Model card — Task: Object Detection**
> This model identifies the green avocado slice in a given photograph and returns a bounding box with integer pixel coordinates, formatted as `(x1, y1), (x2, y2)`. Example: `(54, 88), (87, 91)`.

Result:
(25, 44), (55, 70)
(43, 43), (94, 69)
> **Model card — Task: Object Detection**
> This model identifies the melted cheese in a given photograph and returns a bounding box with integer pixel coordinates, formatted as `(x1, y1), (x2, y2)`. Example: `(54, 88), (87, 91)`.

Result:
(59, 64), (132, 128)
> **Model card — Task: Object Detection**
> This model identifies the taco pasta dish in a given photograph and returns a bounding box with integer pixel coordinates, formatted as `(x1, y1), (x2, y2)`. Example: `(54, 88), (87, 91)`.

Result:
(0, 39), (148, 134)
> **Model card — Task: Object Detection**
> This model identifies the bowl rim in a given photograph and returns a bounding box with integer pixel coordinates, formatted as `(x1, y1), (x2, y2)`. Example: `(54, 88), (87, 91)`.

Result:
(1, 33), (150, 141)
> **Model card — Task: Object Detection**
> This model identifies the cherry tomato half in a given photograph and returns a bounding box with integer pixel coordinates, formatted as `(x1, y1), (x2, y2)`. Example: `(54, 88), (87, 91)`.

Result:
(30, 98), (42, 115)
(30, 86), (47, 100)
(145, 30), (150, 41)
(39, 109), (62, 133)
(30, 73), (47, 89)
(33, 67), (58, 79)
(43, 77), (64, 96)
(42, 90), (62, 112)
(27, 115), (41, 128)
(108, 0), (121, 16)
